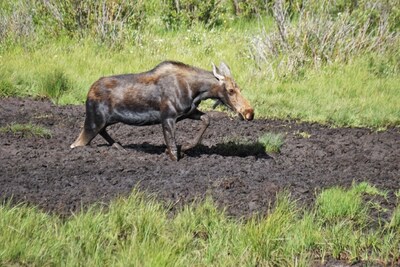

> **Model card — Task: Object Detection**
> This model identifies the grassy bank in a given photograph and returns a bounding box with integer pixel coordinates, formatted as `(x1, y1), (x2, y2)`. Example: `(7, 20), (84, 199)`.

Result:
(1, 183), (399, 266)
(1, 0), (399, 128)
(1, 32), (399, 128)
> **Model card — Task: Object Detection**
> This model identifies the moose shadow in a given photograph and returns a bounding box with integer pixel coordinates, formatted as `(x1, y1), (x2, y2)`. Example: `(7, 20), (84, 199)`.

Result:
(121, 141), (271, 159)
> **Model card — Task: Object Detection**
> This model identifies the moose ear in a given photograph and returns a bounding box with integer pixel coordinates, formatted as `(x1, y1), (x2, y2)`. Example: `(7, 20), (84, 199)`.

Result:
(219, 62), (231, 77)
(212, 62), (224, 81)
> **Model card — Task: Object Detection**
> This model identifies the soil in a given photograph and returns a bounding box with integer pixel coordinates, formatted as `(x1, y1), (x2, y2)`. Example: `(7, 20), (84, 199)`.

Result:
(0, 97), (399, 220)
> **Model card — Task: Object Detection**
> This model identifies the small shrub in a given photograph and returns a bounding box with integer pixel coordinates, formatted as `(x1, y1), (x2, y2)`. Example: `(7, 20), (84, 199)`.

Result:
(251, 0), (400, 80)
(0, 0), (147, 47)
(258, 132), (284, 153)
(162, 0), (225, 29)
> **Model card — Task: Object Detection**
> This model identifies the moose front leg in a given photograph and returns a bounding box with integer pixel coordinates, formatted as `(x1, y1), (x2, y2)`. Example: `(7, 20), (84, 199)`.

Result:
(181, 109), (210, 152)
(162, 118), (179, 161)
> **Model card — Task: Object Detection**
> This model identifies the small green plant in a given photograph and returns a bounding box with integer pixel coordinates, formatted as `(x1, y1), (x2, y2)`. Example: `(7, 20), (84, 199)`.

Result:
(294, 130), (311, 138)
(258, 132), (284, 153)
(0, 123), (52, 138)
(41, 69), (71, 104)
(0, 78), (14, 96)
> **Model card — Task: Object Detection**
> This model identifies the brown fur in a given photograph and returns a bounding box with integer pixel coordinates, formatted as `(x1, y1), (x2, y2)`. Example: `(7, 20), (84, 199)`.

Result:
(103, 78), (118, 89)
(136, 74), (160, 85)
(87, 82), (104, 102)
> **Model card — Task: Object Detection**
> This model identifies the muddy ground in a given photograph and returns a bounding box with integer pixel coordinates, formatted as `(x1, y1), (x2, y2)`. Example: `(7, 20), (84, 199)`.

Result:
(0, 97), (399, 219)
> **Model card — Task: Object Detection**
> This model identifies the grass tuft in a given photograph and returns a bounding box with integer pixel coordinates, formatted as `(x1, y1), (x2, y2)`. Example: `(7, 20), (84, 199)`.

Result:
(258, 132), (285, 153)
(0, 76), (15, 97)
(40, 69), (72, 104)
(0, 123), (52, 139)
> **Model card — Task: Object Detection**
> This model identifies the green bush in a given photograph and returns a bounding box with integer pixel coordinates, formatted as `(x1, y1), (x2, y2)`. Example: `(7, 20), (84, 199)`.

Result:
(231, 0), (271, 18)
(0, 0), (147, 47)
(251, 0), (400, 80)
(162, 0), (225, 29)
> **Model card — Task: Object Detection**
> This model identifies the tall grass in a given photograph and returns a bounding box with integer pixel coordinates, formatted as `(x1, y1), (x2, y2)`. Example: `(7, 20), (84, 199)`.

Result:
(0, 27), (254, 104)
(251, 0), (400, 79)
(1, 31), (398, 127)
(0, 0), (399, 127)
(0, 183), (399, 266)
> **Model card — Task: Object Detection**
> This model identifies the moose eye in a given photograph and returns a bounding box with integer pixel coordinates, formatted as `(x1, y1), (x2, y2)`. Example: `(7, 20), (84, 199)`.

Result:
(228, 89), (235, 95)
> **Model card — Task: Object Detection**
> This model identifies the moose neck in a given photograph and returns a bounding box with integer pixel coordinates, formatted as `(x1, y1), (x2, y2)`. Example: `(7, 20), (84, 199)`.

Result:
(190, 71), (222, 104)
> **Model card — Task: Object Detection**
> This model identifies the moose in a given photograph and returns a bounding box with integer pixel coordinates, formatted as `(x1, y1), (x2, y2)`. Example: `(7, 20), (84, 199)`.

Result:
(70, 61), (254, 160)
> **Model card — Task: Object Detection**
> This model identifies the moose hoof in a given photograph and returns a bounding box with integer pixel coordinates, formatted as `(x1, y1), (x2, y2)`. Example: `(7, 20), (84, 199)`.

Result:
(112, 143), (126, 152)
(181, 143), (194, 152)
(165, 148), (179, 161)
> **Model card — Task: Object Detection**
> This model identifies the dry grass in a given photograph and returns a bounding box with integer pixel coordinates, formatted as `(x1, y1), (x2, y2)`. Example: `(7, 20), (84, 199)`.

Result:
(251, 0), (399, 79)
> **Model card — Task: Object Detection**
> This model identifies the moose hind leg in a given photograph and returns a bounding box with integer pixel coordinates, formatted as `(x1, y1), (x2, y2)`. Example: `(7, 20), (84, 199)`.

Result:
(70, 100), (107, 148)
(181, 109), (210, 151)
(70, 127), (103, 148)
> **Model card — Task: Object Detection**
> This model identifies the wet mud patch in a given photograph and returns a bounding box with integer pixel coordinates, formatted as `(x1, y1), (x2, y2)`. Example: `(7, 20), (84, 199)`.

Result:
(0, 97), (399, 218)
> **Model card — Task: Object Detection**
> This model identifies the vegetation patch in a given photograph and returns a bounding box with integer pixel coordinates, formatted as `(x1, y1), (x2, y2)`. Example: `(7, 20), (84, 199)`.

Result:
(258, 132), (285, 153)
(0, 76), (14, 97)
(0, 183), (398, 266)
(40, 69), (72, 104)
(0, 123), (52, 139)
(0, 0), (399, 127)
(251, 0), (399, 80)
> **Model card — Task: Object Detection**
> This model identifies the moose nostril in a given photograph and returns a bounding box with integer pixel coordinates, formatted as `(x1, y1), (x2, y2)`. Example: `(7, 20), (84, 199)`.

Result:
(245, 109), (254, 121)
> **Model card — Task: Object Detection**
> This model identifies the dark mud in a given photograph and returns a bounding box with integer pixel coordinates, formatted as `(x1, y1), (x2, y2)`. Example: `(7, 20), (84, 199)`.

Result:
(0, 97), (399, 219)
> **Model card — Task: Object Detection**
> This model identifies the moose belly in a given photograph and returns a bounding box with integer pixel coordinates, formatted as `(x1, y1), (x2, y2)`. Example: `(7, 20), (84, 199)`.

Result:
(112, 108), (161, 126)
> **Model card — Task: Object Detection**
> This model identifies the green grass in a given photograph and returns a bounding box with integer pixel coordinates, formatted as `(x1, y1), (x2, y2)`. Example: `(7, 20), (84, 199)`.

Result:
(251, 59), (400, 128)
(0, 23), (399, 128)
(40, 69), (72, 104)
(0, 123), (52, 138)
(258, 132), (285, 153)
(0, 183), (399, 266)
